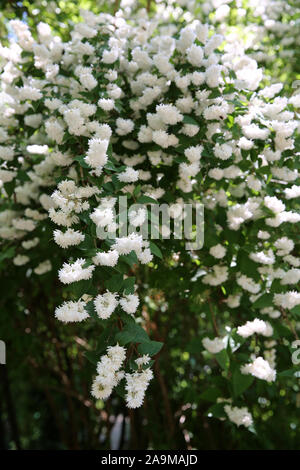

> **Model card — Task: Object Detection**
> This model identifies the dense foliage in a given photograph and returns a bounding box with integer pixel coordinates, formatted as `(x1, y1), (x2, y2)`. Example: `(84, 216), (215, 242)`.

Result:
(0, 0), (299, 450)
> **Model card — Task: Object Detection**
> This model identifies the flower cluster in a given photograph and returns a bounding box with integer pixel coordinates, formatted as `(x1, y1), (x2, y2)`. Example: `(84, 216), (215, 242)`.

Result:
(0, 2), (299, 429)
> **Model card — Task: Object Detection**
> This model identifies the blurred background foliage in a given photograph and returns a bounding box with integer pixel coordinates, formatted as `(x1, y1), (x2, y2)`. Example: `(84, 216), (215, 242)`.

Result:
(0, 0), (300, 450)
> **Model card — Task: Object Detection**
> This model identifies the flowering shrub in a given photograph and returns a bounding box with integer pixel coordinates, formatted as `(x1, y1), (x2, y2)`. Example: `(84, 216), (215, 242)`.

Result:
(191, 0), (300, 86)
(0, 0), (300, 448)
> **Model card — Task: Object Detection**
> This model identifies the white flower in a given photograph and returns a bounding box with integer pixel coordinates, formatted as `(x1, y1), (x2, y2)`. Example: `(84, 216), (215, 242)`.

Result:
(249, 250), (275, 265)
(93, 250), (119, 267)
(206, 64), (222, 88)
(119, 294), (139, 314)
(25, 113), (42, 128)
(34, 260), (52, 275)
(191, 71), (205, 85)
(13, 218), (36, 232)
(264, 196), (285, 214)
(91, 380), (113, 400)
(79, 71), (97, 90)
(281, 269), (300, 285)
(55, 300), (89, 323)
(13, 255), (29, 266)
(102, 48), (119, 64)
(284, 185), (300, 200)
(125, 369), (153, 408)
(214, 143), (232, 160)
(204, 34), (223, 55)
(246, 175), (261, 192)
(202, 337), (226, 354)
(0, 169), (16, 183)
(184, 145), (203, 163)
(257, 230), (270, 240)
(241, 357), (276, 382)
(238, 137), (254, 150)
(54, 229), (84, 248)
(129, 208), (147, 227)
(283, 255), (300, 268)
(112, 233), (143, 255)
(58, 258), (95, 284)
(63, 109), (85, 136)
(0, 146), (14, 161)
(274, 291), (300, 310)
(45, 120), (64, 144)
(94, 291), (118, 319)
(186, 44), (204, 66)
(237, 319), (273, 338)
(19, 85), (42, 101)
(84, 138), (109, 168)
(209, 168), (224, 180)
(116, 118), (134, 136)
(90, 206), (114, 228)
(203, 265), (228, 286)
(243, 124), (269, 140)
(91, 345), (126, 400)
(274, 237), (294, 256)
(137, 248), (153, 264)
(152, 130), (178, 148)
(22, 238), (39, 249)
(51, 151), (72, 167)
(237, 274), (260, 294)
(224, 405), (253, 428)
(156, 104), (183, 125)
(225, 294), (241, 308)
(107, 345), (127, 369)
(98, 98), (114, 111)
(135, 355), (150, 367)
(195, 23), (208, 43)
(209, 244), (226, 259)
(272, 167), (298, 182)
(118, 167), (139, 183)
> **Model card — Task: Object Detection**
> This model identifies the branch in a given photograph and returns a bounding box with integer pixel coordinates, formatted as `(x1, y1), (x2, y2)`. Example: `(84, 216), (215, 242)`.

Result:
(208, 298), (219, 336)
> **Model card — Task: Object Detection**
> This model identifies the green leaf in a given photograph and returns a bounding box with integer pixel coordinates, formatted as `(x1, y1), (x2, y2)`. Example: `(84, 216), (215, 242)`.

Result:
(291, 305), (300, 317)
(215, 349), (230, 371)
(208, 89), (221, 99)
(149, 241), (163, 259)
(104, 161), (126, 172)
(104, 161), (118, 171)
(137, 195), (158, 204)
(78, 211), (91, 224)
(199, 387), (222, 402)
(115, 379), (126, 398)
(133, 185), (142, 197)
(74, 155), (90, 168)
(232, 368), (254, 397)
(182, 115), (199, 126)
(84, 350), (99, 365)
(85, 300), (98, 320)
(278, 368), (300, 378)
(96, 325), (119, 355)
(78, 234), (95, 251)
(105, 273), (123, 292)
(252, 293), (274, 309)
(115, 322), (149, 345)
(4, 180), (16, 198)
(123, 276), (135, 295)
(119, 311), (136, 325)
(0, 246), (15, 264)
(17, 170), (30, 182)
(69, 279), (92, 298)
(207, 402), (226, 419)
(119, 251), (138, 268)
(138, 341), (163, 356)
(238, 250), (260, 281)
